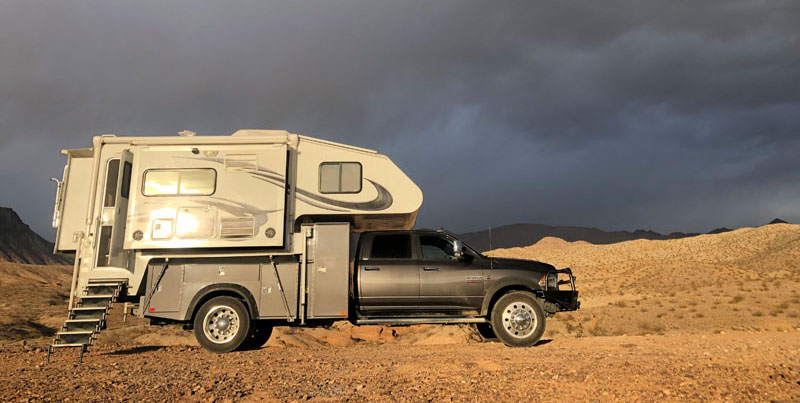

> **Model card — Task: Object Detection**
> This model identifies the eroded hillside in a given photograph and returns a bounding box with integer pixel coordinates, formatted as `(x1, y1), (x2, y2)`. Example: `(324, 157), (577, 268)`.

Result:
(489, 223), (800, 337)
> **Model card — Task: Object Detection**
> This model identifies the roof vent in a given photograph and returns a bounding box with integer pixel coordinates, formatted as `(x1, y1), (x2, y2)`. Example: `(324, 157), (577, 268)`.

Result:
(178, 130), (196, 137)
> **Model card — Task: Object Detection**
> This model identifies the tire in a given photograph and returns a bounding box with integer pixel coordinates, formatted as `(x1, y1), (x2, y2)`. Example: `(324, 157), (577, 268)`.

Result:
(193, 296), (251, 353)
(240, 321), (273, 350)
(490, 291), (546, 347)
(475, 322), (497, 341)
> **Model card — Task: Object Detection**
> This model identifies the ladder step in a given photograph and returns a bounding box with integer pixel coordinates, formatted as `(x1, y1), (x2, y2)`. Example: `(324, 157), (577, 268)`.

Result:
(64, 318), (102, 332)
(56, 331), (94, 345)
(70, 307), (107, 320)
(57, 330), (94, 335)
(85, 283), (125, 297)
(80, 294), (115, 299)
(78, 295), (114, 308)
(50, 343), (87, 348)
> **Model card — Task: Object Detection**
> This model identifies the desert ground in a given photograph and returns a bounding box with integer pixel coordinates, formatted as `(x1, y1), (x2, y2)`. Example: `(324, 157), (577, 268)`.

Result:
(2, 224), (799, 402)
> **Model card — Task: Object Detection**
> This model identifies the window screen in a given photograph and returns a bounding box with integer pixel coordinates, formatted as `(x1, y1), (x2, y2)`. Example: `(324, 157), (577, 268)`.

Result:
(420, 235), (457, 260)
(319, 162), (362, 193)
(370, 234), (412, 259)
(143, 169), (216, 196)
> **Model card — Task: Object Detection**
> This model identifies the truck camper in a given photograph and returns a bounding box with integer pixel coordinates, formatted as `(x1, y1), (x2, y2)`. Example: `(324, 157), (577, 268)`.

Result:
(48, 130), (578, 360)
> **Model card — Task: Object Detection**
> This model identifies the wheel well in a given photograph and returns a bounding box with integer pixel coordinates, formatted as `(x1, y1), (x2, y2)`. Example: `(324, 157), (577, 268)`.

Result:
(187, 288), (257, 324)
(485, 285), (542, 317)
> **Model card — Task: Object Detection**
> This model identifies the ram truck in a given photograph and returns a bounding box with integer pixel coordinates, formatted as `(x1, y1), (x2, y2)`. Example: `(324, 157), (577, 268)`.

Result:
(353, 230), (579, 347)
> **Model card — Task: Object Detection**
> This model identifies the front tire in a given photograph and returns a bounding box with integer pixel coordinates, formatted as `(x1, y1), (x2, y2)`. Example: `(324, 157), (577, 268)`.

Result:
(490, 291), (546, 347)
(193, 296), (251, 353)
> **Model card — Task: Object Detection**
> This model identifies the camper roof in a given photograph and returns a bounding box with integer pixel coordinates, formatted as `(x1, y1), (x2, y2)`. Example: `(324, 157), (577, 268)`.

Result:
(91, 130), (378, 155)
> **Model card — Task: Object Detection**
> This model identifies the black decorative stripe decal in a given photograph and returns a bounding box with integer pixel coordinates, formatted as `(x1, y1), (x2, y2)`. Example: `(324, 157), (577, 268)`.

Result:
(181, 156), (394, 212)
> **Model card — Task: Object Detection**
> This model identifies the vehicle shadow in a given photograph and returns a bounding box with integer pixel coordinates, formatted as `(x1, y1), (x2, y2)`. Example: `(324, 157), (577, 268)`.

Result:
(105, 346), (165, 355)
(479, 338), (553, 346)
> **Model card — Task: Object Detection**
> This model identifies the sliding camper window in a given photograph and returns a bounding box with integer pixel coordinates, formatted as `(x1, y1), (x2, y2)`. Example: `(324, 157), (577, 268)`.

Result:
(143, 169), (216, 196)
(319, 162), (362, 193)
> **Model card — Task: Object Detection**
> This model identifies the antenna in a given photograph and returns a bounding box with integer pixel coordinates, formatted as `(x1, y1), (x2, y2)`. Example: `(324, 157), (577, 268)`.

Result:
(488, 218), (492, 252)
(489, 217), (493, 269)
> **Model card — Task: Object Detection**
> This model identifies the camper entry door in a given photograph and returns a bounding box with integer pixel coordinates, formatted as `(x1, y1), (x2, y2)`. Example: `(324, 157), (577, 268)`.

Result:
(96, 149), (133, 269)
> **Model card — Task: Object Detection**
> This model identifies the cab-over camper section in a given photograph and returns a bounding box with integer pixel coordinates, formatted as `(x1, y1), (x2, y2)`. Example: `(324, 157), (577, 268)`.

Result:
(48, 130), (422, 358)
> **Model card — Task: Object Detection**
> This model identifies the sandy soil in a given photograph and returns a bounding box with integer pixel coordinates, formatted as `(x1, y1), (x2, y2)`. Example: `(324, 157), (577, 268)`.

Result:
(1, 224), (799, 401)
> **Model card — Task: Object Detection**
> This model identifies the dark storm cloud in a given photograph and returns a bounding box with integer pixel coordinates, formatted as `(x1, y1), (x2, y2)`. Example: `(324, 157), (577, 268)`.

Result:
(0, 0), (798, 238)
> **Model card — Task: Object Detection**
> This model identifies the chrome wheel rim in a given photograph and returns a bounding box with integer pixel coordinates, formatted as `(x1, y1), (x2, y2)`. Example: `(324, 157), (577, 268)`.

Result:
(501, 301), (537, 339)
(203, 305), (240, 344)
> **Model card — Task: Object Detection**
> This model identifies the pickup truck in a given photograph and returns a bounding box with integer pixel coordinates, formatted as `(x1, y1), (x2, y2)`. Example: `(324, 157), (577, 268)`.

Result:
(145, 227), (579, 352)
(351, 230), (580, 347)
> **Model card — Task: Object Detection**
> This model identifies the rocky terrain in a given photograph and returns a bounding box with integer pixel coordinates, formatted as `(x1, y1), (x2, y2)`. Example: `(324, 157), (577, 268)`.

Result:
(0, 207), (72, 265)
(1, 223), (799, 401)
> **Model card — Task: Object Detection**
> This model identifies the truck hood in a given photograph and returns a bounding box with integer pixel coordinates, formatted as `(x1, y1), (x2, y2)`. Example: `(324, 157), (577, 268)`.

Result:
(489, 257), (556, 273)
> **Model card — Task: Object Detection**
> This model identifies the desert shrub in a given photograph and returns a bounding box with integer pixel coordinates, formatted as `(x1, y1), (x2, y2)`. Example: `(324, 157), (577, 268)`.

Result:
(729, 295), (744, 304)
(637, 321), (666, 334)
(753, 311), (763, 317)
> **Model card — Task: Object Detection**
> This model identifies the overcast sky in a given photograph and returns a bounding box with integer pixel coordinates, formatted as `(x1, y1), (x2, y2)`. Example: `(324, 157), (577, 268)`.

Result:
(1, 0), (798, 239)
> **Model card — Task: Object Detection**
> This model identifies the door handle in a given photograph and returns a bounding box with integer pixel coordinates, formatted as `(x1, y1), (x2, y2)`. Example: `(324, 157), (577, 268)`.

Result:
(364, 267), (381, 271)
(423, 266), (439, 271)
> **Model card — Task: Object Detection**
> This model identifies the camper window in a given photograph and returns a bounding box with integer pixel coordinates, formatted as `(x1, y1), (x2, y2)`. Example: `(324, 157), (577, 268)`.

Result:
(143, 169), (216, 196)
(319, 162), (362, 194)
(103, 159), (120, 207)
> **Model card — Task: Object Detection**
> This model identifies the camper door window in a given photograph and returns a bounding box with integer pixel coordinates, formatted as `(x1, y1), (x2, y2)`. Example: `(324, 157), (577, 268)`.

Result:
(143, 169), (216, 196)
(319, 162), (362, 194)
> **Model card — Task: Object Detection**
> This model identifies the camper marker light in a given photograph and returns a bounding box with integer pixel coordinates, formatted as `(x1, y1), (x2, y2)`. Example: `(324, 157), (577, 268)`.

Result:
(149, 307), (155, 312)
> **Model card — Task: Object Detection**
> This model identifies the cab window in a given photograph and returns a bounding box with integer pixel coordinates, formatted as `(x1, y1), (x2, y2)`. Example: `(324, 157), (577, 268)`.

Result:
(370, 234), (411, 259)
(420, 235), (457, 260)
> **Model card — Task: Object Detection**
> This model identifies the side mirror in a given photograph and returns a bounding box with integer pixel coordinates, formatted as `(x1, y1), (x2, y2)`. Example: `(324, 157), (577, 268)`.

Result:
(453, 239), (464, 258)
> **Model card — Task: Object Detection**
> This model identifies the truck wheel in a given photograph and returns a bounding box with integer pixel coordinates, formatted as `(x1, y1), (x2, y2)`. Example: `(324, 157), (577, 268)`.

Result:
(490, 291), (545, 347)
(475, 323), (497, 341)
(240, 321), (273, 350)
(193, 296), (251, 353)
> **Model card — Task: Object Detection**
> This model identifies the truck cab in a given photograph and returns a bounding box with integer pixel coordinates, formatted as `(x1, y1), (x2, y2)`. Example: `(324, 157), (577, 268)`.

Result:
(353, 230), (579, 346)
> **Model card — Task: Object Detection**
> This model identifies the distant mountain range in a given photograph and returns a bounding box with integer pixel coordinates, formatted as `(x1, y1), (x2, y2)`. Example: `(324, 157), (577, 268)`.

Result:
(0, 204), (792, 263)
(0, 207), (72, 265)
(456, 219), (791, 252)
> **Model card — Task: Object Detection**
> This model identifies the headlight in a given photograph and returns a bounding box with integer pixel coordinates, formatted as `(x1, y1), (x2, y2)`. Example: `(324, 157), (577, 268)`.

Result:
(547, 273), (557, 290)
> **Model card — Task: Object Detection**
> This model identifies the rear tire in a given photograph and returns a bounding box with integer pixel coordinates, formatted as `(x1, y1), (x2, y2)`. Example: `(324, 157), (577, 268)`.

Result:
(193, 296), (251, 353)
(240, 321), (273, 350)
(490, 291), (545, 347)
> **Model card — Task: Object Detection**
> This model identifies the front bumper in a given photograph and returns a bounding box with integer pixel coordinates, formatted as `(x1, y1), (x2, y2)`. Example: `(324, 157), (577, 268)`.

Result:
(544, 268), (580, 311)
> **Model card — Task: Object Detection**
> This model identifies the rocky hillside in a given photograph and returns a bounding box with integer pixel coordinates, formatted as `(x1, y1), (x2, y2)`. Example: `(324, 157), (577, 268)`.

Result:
(489, 223), (800, 337)
(457, 219), (788, 252)
(0, 207), (72, 265)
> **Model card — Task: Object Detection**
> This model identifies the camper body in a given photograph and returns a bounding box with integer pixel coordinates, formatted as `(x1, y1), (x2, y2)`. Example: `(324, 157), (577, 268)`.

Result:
(49, 130), (577, 357)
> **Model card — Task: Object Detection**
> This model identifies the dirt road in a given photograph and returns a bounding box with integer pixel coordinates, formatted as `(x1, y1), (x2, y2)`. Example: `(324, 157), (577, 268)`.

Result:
(4, 330), (798, 402)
